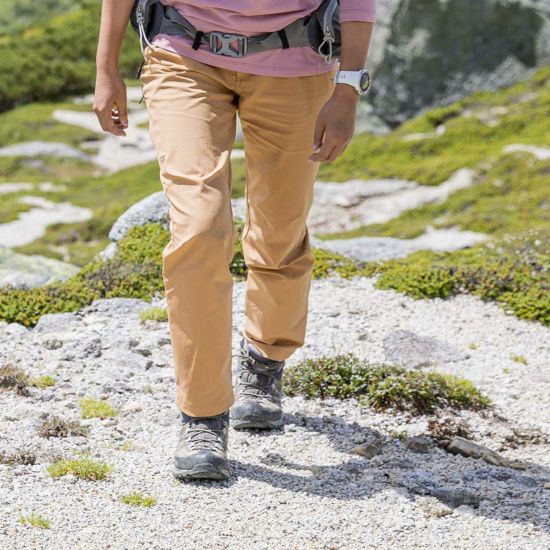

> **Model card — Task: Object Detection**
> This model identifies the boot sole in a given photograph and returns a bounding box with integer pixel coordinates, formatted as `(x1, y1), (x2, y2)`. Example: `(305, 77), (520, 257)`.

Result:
(231, 417), (283, 430)
(173, 464), (229, 481)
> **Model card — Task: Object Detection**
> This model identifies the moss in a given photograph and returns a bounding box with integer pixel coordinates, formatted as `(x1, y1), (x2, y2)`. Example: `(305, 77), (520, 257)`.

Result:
(283, 353), (490, 415)
(0, 364), (30, 396)
(18, 514), (50, 529)
(37, 416), (88, 438)
(29, 375), (56, 389)
(48, 457), (112, 481)
(325, 155), (550, 241)
(120, 492), (157, 508)
(140, 307), (168, 323)
(510, 354), (527, 365)
(79, 397), (117, 419)
(371, 230), (550, 326)
(317, 67), (550, 186)
(0, 101), (98, 147)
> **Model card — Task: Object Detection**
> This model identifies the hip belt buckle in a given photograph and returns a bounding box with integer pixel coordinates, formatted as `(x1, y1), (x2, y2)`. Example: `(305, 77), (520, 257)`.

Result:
(209, 32), (248, 57)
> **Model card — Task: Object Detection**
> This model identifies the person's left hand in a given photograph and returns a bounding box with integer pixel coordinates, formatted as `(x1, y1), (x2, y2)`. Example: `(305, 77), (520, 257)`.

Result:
(309, 85), (359, 163)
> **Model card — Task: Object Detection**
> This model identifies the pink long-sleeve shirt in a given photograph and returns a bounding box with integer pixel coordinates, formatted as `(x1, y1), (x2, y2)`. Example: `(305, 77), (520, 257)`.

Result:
(152, 1), (376, 76)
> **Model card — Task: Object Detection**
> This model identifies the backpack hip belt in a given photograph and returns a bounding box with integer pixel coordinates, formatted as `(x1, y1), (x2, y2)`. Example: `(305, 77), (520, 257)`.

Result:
(131, 0), (341, 64)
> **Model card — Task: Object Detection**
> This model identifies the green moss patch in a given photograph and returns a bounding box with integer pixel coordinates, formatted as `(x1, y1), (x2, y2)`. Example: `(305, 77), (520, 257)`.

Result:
(371, 231), (549, 326)
(120, 492), (157, 508)
(48, 457), (112, 481)
(29, 375), (56, 389)
(18, 514), (50, 529)
(0, 222), (368, 327)
(140, 307), (168, 323)
(324, 154), (550, 241)
(284, 354), (490, 415)
(317, 67), (550, 186)
(79, 397), (117, 419)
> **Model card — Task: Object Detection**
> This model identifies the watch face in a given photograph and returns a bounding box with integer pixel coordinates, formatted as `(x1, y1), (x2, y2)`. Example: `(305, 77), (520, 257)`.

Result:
(360, 71), (371, 92)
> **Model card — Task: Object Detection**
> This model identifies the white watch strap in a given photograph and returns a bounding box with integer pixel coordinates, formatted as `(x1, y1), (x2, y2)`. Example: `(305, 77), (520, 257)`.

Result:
(335, 70), (360, 91)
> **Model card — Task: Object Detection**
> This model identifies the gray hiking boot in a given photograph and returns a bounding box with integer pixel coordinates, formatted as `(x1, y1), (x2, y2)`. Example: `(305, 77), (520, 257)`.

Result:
(230, 338), (285, 430)
(173, 410), (229, 481)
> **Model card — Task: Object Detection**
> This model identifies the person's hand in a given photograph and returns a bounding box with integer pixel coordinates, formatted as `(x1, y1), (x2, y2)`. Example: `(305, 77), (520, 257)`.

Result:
(309, 85), (359, 163)
(93, 70), (129, 137)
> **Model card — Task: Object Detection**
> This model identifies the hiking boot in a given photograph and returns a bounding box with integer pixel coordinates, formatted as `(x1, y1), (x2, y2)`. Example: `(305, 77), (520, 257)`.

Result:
(230, 338), (285, 430)
(173, 410), (229, 481)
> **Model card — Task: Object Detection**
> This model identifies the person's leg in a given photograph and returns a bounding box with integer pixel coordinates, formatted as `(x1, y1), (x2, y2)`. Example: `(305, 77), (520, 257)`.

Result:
(237, 68), (337, 361)
(140, 46), (239, 418)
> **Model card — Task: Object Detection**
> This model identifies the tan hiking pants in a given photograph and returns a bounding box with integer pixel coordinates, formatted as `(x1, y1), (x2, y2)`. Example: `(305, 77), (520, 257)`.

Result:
(140, 45), (336, 417)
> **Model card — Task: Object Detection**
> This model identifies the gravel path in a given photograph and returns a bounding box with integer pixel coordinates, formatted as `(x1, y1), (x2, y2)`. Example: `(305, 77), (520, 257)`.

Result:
(0, 278), (549, 549)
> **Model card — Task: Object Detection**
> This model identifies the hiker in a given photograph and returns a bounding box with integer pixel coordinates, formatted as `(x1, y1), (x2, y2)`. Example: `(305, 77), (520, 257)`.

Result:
(94, 0), (376, 481)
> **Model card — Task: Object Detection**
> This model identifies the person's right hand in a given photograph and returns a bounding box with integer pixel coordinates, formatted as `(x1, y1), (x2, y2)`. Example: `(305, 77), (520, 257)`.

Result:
(93, 70), (129, 137)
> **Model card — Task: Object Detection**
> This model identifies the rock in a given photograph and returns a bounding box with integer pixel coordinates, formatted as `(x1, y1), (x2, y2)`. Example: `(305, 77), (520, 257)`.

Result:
(406, 436), (434, 454)
(446, 436), (511, 468)
(416, 496), (453, 518)
(108, 192), (246, 243)
(368, 0), (550, 126)
(383, 329), (467, 368)
(108, 192), (169, 242)
(544, 482), (550, 490)
(353, 441), (383, 459)
(34, 313), (82, 334)
(0, 141), (90, 161)
(430, 486), (481, 508)
(0, 246), (79, 288)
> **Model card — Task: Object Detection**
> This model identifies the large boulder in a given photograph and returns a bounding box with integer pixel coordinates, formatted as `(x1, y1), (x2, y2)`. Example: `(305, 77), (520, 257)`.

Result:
(366, 0), (549, 127)
(0, 246), (79, 288)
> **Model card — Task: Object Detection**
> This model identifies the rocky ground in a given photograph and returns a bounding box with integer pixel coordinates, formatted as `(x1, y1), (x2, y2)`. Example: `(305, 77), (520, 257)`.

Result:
(0, 277), (549, 549)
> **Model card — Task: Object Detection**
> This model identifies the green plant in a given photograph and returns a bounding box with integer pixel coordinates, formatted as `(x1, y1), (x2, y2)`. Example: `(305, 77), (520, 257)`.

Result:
(120, 492), (157, 508)
(29, 375), (55, 389)
(79, 397), (117, 419)
(510, 354), (527, 365)
(284, 353), (491, 415)
(371, 230), (550, 326)
(48, 457), (112, 481)
(18, 514), (50, 529)
(140, 307), (168, 323)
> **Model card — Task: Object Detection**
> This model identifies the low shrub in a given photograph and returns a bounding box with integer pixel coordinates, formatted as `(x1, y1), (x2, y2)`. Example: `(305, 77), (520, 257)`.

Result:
(48, 457), (112, 481)
(0, 222), (368, 327)
(140, 307), (168, 323)
(79, 397), (117, 419)
(284, 354), (491, 415)
(37, 416), (89, 439)
(120, 492), (157, 508)
(0, 364), (30, 396)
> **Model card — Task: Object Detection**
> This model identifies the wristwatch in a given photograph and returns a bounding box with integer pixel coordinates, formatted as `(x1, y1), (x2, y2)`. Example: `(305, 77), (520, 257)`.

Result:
(334, 69), (371, 96)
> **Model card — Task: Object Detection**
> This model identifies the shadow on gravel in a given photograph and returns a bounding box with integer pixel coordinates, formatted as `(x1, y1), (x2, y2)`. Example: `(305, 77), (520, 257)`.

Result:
(227, 413), (550, 531)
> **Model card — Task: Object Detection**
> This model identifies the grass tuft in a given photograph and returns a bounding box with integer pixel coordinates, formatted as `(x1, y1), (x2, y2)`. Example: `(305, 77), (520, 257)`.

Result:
(120, 492), (157, 508)
(47, 457), (112, 481)
(284, 354), (490, 415)
(510, 354), (527, 365)
(139, 307), (168, 323)
(37, 416), (89, 439)
(18, 514), (50, 529)
(29, 375), (56, 389)
(0, 364), (30, 396)
(79, 397), (117, 419)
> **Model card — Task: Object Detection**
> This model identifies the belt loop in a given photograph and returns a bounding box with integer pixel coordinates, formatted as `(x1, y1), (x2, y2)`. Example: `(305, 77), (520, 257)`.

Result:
(192, 30), (205, 50)
(277, 29), (290, 49)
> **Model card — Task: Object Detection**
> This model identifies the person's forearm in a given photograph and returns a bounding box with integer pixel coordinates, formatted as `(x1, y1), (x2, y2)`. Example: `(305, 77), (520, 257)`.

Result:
(339, 21), (373, 70)
(96, 0), (135, 73)
(333, 21), (373, 99)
